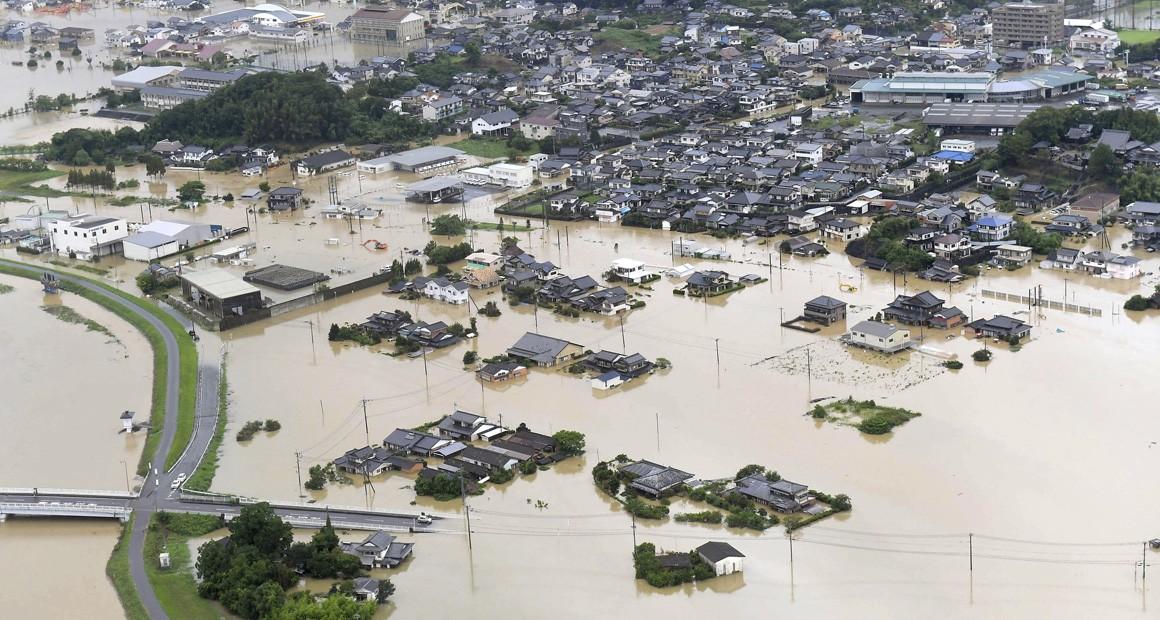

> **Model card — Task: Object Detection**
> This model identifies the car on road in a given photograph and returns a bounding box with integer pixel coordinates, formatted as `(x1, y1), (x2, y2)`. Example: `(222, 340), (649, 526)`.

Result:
(415, 512), (432, 525)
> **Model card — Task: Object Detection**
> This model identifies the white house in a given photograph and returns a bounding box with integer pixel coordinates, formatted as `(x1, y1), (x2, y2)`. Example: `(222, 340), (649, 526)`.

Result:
(609, 258), (654, 284)
(939, 139), (975, 153)
(50, 214), (129, 258)
(471, 109), (519, 137)
(416, 276), (470, 304)
(696, 542), (745, 576)
(792, 143), (825, 165)
(846, 320), (911, 353)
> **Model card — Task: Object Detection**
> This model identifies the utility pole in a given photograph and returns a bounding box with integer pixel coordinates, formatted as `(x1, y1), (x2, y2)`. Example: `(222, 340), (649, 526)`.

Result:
(631, 511), (637, 548)
(806, 346), (812, 399)
(319, 400), (325, 427)
(655, 412), (660, 452)
(714, 337), (721, 381)
(619, 314), (626, 353)
(294, 451), (304, 498)
(461, 475), (473, 549)
(1144, 541), (1148, 582)
(361, 399), (370, 447)
(421, 345), (429, 392)
(969, 533), (974, 572)
(788, 533), (795, 582)
(305, 319), (316, 358)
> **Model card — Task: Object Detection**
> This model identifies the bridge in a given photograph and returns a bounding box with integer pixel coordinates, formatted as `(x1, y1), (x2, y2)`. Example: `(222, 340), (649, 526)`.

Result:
(0, 487), (459, 533)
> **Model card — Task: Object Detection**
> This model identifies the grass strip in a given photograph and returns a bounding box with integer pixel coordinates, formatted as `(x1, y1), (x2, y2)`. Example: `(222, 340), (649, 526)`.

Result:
(184, 356), (227, 492)
(145, 513), (226, 620)
(105, 516), (150, 620)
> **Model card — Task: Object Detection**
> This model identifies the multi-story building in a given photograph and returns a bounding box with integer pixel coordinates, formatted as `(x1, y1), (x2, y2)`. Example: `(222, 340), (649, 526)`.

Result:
(348, 8), (426, 53)
(991, 2), (1065, 49)
(49, 214), (128, 258)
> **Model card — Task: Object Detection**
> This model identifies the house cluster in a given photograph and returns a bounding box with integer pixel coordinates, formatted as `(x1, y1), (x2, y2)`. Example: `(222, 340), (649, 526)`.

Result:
(387, 417), (565, 483)
(500, 244), (635, 315)
(618, 459), (817, 514)
(360, 309), (464, 349)
(150, 139), (278, 173)
(6, 210), (222, 262)
(585, 349), (656, 390)
(103, 3), (326, 53)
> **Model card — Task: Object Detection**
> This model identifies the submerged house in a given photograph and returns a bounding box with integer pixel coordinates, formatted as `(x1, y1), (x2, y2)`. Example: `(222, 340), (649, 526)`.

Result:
(506, 332), (586, 367)
(341, 530), (414, 568)
(619, 460), (694, 497)
(967, 315), (1031, 341)
(733, 474), (813, 513)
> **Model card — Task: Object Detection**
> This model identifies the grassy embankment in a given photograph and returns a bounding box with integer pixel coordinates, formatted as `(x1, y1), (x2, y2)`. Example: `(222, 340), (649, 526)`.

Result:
(145, 513), (228, 620)
(106, 515), (150, 620)
(0, 261), (197, 474)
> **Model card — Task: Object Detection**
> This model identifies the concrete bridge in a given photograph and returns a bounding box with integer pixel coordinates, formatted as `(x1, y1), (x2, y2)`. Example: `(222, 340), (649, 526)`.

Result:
(0, 488), (459, 533)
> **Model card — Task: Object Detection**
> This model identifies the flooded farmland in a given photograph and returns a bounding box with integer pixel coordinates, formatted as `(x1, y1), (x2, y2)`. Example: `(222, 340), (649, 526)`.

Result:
(4, 152), (1160, 616)
(0, 519), (124, 619)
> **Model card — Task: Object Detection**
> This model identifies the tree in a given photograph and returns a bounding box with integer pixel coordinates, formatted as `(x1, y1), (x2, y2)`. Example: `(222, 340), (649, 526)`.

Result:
(229, 503), (293, 557)
(177, 180), (207, 203)
(271, 593), (376, 620)
(431, 214), (467, 236)
(1125, 294), (1152, 311)
(258, 181), (271, 192)
(143, 154), (166, 177)
(552, 430), (586, 455)
(735, 464), (765, 480)
(465, 42), (482, 66)
(403, 258), (422, 275)
(376, 578), (396, 603)
(71, 148), (92, 166)
(1088, 143), (1120, 181)
(462, 350), (478, 365)
(304, 465), (326, 491)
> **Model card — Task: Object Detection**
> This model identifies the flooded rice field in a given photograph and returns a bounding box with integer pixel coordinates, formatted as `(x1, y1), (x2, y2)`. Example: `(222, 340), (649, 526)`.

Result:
(4, 140), (1160, 616)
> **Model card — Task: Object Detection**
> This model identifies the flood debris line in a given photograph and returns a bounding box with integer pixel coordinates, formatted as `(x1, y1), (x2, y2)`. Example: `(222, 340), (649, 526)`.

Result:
(41, 304), (121, 345)
(592, 457), (851, 534)
(809, 398), (923, 435)
(759, 339), (944, 392)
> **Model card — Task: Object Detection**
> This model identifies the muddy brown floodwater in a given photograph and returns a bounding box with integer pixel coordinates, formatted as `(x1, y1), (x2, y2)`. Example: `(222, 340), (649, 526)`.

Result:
(5, 110), (1160, 618)
(0, 275), (149, 620)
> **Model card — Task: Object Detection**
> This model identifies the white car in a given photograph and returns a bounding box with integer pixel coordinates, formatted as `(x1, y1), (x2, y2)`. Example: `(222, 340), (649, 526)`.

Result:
(175, 473), (187, 482)
(170, 480), (181, 490)
(415, 513), (432, 525)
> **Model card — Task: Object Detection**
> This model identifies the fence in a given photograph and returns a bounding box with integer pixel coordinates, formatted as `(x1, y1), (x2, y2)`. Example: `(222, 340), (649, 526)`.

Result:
(981, 289), (1103, 317)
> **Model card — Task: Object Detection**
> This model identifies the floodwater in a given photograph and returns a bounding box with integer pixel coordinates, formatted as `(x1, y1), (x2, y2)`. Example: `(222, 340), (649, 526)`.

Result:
(0, 519), (124, 619)
(0, 0), (421, 122)
(5, 154), (1160, 616)
(0, 273), (149, 620)
(0, 273), (150, 489)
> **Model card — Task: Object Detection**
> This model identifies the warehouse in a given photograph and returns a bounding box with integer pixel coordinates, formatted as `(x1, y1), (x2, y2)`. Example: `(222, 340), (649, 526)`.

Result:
(922, 102), (1041, 133)
(851, 72), (992, 104)
(180, 268), (264, 320)
(381, 145), (464, 174)
(123, 220), (217, 262)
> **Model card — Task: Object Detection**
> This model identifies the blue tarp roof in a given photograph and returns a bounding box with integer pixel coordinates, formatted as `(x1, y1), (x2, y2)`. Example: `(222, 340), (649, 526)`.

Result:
(932, 150), (974, 162)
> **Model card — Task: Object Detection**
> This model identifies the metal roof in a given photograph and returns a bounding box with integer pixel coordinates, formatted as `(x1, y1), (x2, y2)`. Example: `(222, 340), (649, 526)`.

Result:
(922, 103), (1041, 128)
(385, 145), (464, 167)
(181, 268), (260, 299)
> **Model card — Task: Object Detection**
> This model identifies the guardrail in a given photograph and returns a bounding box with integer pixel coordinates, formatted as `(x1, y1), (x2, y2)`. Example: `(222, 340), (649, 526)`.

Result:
(0, 502), (131, 520)
(259, 499), (456, 521)
(0, 487), (137, 499)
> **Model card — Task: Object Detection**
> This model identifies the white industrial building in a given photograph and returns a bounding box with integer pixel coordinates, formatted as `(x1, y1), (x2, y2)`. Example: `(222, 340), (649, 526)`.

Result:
(49, 214), (129, 258)
(122, 220), (217, 261)
(459, 162), (533, 188)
